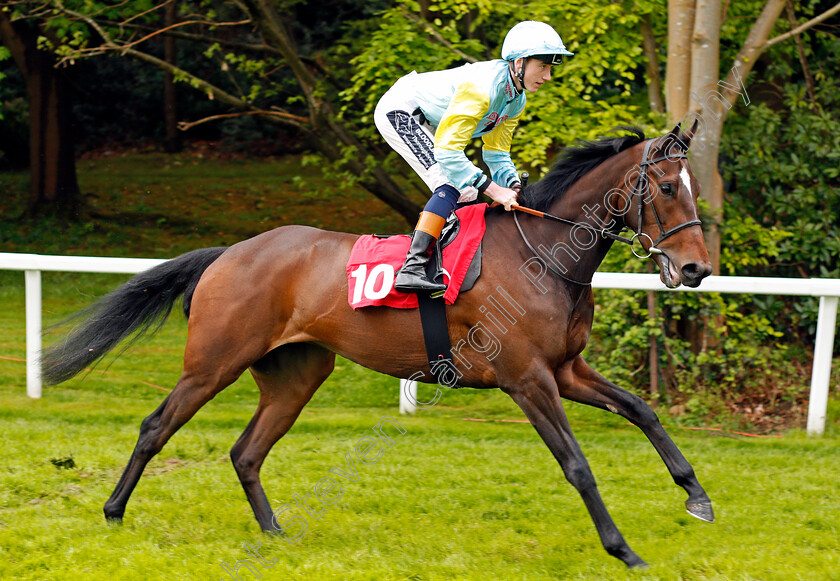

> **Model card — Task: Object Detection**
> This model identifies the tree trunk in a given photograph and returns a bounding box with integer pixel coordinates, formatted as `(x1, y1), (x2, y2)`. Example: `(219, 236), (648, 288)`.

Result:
(640, 14), (665, 114)
(0, 11), (80, 217)
(683, 0), (789, 273)
(689, 0), (723, 272)
(163, 0), (181, 153)
(785, 2), (816, 103)
(418, 0), (431, 21)
(666, 0), (695, 122)
(641, 18), (665, 399)
(664, 0), (789, 353)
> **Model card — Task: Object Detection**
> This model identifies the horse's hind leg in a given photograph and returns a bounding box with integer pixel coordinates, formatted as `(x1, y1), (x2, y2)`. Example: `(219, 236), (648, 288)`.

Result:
(230, 343), (335, 531)
(556, 355), (714, 523)
(103, 355), (252, 522)
(503, 373), (647, 569)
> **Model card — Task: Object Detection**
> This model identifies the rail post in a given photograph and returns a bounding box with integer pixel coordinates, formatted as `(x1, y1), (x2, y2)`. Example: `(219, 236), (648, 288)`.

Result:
(399, 379), (417, 415)
(807, 296), (838, 434)
(25, 270), (42, 399)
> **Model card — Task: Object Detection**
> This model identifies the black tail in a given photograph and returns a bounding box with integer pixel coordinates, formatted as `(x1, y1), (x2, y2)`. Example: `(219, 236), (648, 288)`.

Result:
(41, 247), (227, 385)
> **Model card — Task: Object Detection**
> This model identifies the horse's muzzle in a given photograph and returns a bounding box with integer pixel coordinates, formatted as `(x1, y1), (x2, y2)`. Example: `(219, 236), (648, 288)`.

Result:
(655, 253), (711, 289)
(679, 261), (712, 288)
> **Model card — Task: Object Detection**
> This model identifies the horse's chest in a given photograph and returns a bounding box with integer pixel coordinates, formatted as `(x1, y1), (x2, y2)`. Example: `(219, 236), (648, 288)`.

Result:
(544, 297), (593, 362)
(565, 297), (594, 357)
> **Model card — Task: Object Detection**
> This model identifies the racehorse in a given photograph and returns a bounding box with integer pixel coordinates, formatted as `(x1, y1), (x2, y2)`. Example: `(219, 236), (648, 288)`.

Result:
(42, 123), (714, 568)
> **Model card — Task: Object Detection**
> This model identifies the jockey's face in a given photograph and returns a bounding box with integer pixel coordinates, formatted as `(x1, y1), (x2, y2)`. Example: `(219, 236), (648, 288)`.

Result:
(514, 58), (554, 93)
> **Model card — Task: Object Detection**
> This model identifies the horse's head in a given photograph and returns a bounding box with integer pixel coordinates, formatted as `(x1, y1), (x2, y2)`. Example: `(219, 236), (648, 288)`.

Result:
(621, 122), (712, 288)
(515, 125), (712, 289)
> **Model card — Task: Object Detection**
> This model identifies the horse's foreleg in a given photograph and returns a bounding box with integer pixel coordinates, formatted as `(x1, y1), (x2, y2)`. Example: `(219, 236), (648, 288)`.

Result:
(556, 356), (714, 523)
(504, 379), (648, 569)
(103, 368), (241, 522)
(231, 343), (336, 532)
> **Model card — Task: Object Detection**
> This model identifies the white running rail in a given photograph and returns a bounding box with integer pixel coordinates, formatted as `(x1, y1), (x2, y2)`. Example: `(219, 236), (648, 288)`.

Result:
(1, 253), (838, 434)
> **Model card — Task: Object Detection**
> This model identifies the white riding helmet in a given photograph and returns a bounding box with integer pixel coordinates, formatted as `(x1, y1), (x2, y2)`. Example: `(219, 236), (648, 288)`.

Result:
(501, 21), (574, 65)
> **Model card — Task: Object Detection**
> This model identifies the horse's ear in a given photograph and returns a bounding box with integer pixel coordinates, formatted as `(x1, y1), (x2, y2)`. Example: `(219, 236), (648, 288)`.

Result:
(678, 119), (700, 150)
(674, 117), (700, 152)
(659, 120), (696, 155)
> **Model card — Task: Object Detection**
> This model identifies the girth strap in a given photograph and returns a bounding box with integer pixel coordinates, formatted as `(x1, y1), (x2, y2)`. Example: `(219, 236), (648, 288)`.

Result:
(416, 293), (461, 388)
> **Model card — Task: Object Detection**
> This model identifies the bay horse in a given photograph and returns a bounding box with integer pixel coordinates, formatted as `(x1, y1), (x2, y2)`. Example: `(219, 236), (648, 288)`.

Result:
(42, 124), (714, 568)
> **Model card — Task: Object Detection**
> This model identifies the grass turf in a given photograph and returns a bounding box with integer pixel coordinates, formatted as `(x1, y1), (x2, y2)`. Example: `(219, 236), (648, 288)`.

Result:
(0, 273), (838, 580)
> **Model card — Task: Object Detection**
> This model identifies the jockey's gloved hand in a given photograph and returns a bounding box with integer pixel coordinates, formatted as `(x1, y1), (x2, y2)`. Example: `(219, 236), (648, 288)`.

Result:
(485, 181), (519, 211)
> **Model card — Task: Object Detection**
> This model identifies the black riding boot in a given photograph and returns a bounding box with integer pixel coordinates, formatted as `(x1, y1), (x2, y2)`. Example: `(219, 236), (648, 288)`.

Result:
(395, 230), (446, 294)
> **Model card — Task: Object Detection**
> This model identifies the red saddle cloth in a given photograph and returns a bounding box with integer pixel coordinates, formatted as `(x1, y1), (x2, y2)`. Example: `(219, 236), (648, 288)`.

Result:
(347, 204), (487, 309)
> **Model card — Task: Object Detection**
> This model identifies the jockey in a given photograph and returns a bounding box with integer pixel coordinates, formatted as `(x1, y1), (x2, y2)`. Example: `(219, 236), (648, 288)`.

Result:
(374, 20), (573, 295)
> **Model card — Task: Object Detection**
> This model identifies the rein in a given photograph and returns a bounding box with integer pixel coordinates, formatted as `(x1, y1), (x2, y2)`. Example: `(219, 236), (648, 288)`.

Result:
(512, 138), (702, 286)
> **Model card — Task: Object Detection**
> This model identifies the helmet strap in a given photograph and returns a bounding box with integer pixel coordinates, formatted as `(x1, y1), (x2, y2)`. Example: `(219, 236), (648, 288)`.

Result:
(509, 58), (526, 94)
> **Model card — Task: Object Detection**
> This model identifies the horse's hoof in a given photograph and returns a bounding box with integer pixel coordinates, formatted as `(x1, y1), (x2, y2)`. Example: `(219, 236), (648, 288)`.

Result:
(685, 500), (715, 523)
(614, 547), (648, 569)
(104, 506), (124, 524)
(262, 527), (283, 536)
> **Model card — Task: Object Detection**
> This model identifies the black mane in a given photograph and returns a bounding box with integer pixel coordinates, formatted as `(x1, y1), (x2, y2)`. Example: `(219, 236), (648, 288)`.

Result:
(518, 127), (647, 212)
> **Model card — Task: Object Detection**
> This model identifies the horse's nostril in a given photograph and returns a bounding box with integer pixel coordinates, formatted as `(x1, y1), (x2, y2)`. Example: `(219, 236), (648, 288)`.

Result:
(682, 262), (712, 281)
(682, 263), (700, 279)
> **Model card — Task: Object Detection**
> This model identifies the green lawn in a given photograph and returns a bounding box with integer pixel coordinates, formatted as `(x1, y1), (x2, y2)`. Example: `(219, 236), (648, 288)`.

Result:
(0, 272), (839, 580)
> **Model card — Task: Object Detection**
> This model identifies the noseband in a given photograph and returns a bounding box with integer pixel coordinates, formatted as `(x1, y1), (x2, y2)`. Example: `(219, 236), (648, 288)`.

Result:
(514, 137), (703, 286)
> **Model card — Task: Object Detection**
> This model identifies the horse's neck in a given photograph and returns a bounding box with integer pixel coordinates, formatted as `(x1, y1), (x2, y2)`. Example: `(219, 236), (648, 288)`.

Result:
(536, 152), (637, 283)
(535, 212), (612, 286)
(522, 185), (619, 285)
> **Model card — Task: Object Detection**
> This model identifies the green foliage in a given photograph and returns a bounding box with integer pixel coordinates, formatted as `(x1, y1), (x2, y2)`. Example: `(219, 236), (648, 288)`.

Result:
(587, 292), (809, 426)
(717, 56), (840, 344)
(722, 92), (840, 280)
(587, 239), (811, 425)
(342, 0), (653, 174)
(338, 4), (482, 131)
(719, 213), (791, 273)
(0, 45), (8, 120)
(2, 0), (838, 428)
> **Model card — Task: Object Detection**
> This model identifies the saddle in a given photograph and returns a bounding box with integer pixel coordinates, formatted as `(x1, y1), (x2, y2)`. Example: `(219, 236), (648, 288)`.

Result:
(346, 204), (486, 310)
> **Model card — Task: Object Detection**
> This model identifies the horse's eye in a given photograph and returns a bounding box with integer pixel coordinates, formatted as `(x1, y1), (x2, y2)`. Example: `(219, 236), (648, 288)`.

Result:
(660, 183), (674, 196)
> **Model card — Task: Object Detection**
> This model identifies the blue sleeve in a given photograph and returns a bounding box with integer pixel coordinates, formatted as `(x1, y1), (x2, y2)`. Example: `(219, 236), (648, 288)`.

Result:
(482, 150), (519, 188)
(434, 149), (489, 191)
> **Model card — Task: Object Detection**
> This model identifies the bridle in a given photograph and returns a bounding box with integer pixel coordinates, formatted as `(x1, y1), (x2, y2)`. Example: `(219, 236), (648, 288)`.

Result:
(513, 137), (703, 286)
